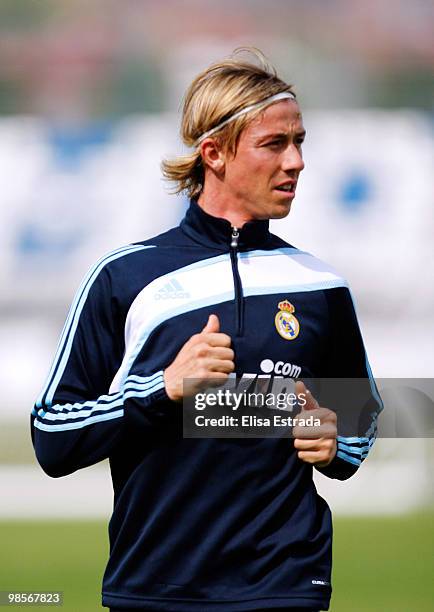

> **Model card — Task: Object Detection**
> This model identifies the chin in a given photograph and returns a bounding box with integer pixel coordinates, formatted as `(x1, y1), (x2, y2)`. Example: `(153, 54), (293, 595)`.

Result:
(271, 203), (292, 219)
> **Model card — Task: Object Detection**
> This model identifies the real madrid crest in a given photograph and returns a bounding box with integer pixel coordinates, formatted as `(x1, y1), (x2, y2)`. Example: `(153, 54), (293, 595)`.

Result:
(275, 300), (300, 341)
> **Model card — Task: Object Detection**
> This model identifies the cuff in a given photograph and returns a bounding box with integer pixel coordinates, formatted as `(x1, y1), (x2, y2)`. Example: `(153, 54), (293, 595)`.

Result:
(315, 453), (359, 481)
(123, 371), (177, 429)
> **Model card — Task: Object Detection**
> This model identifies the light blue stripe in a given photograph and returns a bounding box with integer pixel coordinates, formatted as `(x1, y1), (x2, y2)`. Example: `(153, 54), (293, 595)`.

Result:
(337, 450), (361, 466)
(40, 381), (161, 422)
(122, 377), (165, 396)
(174, 253), (230, 274)
(40, 245), (153, 409)
(34, 368), (162, 419)
(35, 378), (166, 432)
(338, 441), (373, 454)
(337, 435), (370, 444)
(41, 379), (165, 423)
(365, 355), (384, 413)
(35, 373), (164, 425)
(34, 409), (124, 432)
(347, 288), (384, 414)
(365, 413), (378, 438)
(35, 244), (139, 408)
(119, 291), (234, 387)
(35, 383), (165, 431)
(341, 439), (374, 458)
(171, 249), (307, 272)
(36, 391), (122, 418)
(338, 442), (371, 457)
(41, 396), (124, 422)
(243, 278), (348, 298)
(123, 382), (163, 393)
(43, 377), (163, 421)
(127, 372), (163, 384)
(123, 381), (165, 401)
(238, 248), (308, 259)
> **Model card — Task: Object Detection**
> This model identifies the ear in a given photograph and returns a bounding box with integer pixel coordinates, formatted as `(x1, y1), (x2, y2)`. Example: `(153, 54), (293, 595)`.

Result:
(200, 138), (226, 174)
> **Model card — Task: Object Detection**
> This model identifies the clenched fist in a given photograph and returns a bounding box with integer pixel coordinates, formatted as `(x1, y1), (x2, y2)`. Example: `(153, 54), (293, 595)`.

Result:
(164, 314), (235, 402)
(293, 381), (337, 468)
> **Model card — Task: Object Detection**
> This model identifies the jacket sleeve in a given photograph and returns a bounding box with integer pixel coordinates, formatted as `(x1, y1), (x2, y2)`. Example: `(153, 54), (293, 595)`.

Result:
(31, 246), (173, 478)
(314, 286), (383, 481)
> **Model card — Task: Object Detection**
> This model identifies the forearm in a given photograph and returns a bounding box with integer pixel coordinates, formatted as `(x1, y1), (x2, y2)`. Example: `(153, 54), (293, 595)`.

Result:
(32, 371), (171, 477)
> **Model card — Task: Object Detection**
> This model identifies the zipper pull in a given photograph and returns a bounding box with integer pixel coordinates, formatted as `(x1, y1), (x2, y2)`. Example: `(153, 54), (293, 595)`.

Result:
(231, 227), (239, 249)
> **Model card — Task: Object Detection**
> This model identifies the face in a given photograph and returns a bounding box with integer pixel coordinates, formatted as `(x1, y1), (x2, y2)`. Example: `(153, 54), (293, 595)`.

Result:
(220, 100), (305, 222)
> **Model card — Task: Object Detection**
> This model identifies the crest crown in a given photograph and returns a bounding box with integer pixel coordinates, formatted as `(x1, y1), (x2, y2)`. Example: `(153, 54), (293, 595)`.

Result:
(278, 300), (295, 313)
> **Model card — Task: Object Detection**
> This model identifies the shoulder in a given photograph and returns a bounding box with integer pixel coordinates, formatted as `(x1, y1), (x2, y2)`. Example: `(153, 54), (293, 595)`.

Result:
(259, 235), (349, 291)
(96, 226), (188, 275)
(88, 225), (214, 305)
(84, 243), (157, 284)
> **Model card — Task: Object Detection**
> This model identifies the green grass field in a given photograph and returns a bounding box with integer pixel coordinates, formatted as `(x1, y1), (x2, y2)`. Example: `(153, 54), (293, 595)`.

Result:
(1, 514), (433, 611)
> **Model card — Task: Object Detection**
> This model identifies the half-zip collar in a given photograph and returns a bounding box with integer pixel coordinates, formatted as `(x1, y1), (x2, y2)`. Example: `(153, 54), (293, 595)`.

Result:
(180, 199), (270, 250)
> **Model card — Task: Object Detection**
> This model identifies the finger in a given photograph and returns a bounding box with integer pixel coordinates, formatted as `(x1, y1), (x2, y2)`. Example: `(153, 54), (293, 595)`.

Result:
(294, 437), (335, 451)
(294, 438), (321, 451)
(297, 407), (337, 423)
(191, 339), (232, 361)
(207, 347), (235, 361)
(293, 423), (336, 439)
(296, 450), (330, 466)
(202, 332), (232, 348)
(198, 371), (230, 389)
(206, 358), (235, 374)
(202, 314), (220, 334)
(295, 381), (319, 411)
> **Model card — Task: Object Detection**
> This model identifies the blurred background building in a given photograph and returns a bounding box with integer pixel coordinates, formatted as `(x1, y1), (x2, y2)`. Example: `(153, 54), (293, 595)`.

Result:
(0, 0), (433, 519)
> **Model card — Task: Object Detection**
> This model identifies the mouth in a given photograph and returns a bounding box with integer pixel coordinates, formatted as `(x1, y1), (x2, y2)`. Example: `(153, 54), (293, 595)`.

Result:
(274, 182), (296, 198)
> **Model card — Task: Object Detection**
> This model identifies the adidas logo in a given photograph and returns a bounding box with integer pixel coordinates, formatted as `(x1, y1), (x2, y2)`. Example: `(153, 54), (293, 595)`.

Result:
(155, 278), (190, 300)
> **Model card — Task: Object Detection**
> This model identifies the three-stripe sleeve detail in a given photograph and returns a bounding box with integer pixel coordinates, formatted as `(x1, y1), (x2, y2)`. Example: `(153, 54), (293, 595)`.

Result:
(333, 288), (382, 468)
(32, 372), (165, 432)
(336, 411), (379, 466)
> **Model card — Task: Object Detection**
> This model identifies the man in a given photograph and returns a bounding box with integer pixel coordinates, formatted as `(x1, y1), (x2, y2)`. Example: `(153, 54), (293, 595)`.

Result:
(32, 49), (381, 611)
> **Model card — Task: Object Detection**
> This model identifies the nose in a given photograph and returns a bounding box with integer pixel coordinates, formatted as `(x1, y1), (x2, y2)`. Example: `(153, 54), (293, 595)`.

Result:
(281, 144), (305, 174)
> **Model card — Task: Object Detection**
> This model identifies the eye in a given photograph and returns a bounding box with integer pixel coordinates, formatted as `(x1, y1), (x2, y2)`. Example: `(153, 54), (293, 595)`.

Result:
(265, 138), (285, 148)
(295, 137), (305, 147)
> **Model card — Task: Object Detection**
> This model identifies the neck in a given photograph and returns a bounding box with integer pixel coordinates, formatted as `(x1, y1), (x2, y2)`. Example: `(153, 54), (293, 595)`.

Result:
(197, 182), (254, 229)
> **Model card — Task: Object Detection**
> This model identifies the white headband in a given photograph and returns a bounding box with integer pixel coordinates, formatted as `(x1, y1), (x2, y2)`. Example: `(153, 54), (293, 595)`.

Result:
(194, 91), (296, 146)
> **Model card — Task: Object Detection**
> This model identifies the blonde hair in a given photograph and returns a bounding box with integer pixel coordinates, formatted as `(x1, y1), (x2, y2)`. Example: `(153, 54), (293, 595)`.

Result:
(161, 48), (296, 199)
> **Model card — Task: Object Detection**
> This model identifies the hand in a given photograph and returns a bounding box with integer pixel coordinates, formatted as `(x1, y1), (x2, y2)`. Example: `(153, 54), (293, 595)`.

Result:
(293, 381), (337, 468)
(164, 314), (235, 402)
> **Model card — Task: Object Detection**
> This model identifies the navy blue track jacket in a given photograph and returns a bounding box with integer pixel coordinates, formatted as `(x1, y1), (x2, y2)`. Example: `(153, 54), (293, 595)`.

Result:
(32, 200), (381, 611)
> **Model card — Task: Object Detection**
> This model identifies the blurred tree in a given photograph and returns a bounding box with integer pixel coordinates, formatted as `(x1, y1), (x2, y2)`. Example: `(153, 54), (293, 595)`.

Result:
(0, 0), (53, 30)
(0, 78), (24, 114)
(99, 57), (166, 117)
(370, 68), (434, 111)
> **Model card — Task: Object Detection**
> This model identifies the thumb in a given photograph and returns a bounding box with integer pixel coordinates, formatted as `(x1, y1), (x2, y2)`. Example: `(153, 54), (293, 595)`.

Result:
(295, 381), (319, 411)
(202, 314), (220, 334)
